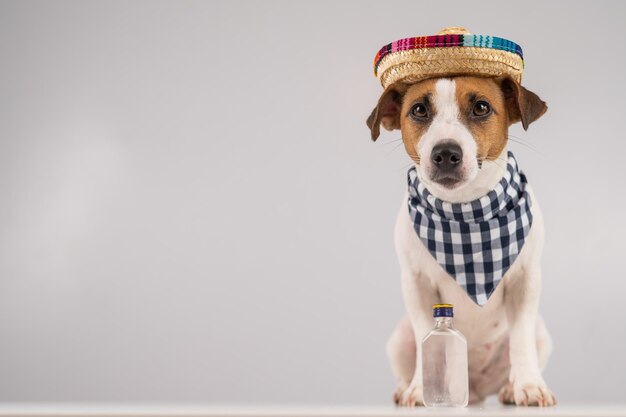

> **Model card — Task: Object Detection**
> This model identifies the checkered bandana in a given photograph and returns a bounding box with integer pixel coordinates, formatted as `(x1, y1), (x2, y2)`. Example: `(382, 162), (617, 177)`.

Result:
(407, 151), (533, 306)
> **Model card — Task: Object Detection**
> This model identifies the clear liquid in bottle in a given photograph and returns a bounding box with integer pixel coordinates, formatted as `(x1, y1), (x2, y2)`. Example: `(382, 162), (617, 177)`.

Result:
(422, 303), (469, 407)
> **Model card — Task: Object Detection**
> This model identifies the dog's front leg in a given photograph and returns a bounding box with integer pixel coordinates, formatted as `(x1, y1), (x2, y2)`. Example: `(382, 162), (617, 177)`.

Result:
(502, 263), (556, 406)
(397, 269), (438, 407)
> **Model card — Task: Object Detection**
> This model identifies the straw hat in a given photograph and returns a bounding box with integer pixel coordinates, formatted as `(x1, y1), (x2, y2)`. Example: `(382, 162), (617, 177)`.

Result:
(373, 27), (524, 89)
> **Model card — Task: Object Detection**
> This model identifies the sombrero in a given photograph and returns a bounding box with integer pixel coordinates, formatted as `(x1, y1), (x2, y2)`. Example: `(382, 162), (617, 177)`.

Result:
(373, 27), (524, 89)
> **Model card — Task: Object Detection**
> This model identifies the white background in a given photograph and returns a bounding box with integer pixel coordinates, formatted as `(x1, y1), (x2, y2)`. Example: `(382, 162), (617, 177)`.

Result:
(1, 0), (625, 405)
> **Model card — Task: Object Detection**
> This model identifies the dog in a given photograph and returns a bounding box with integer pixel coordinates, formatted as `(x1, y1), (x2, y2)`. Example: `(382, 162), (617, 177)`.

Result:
(366, 75), (556, 406)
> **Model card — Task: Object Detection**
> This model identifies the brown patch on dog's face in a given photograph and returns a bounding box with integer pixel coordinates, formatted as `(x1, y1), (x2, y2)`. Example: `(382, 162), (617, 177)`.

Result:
(398, 78), (439, 165)
(453, 76), (509, 162)
(366, 75), (547, 168)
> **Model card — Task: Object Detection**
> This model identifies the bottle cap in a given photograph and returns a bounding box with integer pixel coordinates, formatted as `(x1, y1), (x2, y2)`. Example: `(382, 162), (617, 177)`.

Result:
(433, 303), (454, 317)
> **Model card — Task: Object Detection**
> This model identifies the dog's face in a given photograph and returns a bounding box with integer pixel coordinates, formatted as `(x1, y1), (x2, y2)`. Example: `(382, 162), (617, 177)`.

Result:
(367, 76), (547, 190)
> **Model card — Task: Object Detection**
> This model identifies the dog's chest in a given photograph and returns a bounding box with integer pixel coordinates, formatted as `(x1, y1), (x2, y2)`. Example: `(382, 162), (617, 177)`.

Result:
(395, 191), (509, 342)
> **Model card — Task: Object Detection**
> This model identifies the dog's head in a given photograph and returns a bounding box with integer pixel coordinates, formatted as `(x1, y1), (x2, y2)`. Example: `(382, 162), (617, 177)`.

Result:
(366, 76), (547, 191)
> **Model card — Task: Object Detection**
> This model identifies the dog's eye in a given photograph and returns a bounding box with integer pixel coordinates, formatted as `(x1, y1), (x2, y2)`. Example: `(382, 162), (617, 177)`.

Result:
(410, 103), (428, 119)
(473, 101), (491, 117)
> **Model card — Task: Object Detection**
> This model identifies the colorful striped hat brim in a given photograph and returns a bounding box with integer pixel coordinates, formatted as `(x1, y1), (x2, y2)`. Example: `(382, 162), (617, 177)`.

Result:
(373, 27), (525, 89)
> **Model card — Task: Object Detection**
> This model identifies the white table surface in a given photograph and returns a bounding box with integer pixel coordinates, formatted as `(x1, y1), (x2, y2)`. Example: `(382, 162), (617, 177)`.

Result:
(1, 404), (626, 417)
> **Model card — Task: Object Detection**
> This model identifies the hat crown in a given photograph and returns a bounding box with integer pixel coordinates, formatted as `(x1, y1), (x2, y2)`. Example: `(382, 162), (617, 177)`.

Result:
(437, 26), (471, 35)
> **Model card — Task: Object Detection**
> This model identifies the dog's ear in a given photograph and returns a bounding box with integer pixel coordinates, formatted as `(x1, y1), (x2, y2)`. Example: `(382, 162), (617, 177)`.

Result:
(366, 82), (409, 141)
(499, 76), (548, 130)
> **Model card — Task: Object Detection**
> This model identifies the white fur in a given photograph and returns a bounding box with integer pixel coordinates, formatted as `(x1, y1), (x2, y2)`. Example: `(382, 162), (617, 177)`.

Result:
(387, 78), (556, 406)
(416, 79), (480, 198)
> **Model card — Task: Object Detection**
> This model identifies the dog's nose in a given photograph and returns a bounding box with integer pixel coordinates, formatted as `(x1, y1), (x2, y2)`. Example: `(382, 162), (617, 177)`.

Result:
(431, 142), (463, 172)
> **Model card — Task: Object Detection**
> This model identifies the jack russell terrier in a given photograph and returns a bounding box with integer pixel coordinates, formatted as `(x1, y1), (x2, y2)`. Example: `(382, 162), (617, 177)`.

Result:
(366, 74), (556, 407)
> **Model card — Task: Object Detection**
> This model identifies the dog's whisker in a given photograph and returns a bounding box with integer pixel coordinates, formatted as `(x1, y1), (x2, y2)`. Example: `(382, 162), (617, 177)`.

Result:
(507, 136), (540, 153)
(384, 141), (406, 158)
(507, 133), (524, 140)
(477, 155), (508, 164)
(379, 137), (404, 147)
(390, 141), (405, 153)
(398, 162), (414, 172)
(477, 156), (507, 171)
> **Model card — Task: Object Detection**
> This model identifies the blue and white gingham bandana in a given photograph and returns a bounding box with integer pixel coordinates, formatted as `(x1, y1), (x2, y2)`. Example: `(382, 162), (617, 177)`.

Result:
(407, 151), (533, 306)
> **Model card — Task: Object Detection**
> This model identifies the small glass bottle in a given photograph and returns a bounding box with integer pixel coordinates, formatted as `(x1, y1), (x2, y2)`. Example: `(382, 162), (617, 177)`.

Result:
(422, 303), (469, 407)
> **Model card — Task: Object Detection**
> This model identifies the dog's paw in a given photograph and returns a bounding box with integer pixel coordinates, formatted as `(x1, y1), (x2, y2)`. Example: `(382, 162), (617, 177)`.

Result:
(392, 385), (406, 405)
(499, 381), (557, 407)
(395, 384), (424, 407)
(498, 382), (516, 405)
